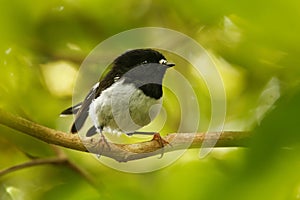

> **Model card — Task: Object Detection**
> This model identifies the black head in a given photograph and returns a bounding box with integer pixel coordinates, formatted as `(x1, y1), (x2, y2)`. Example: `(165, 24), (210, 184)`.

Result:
(98, 49), (174, 100)
(112, 49), (174, 73)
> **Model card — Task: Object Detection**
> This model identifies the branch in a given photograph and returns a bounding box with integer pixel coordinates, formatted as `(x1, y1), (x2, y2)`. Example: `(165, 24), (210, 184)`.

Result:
(0, 144), (97, 187)
(0, 153), (97, 187)
(0, 157), (67, 177)
(0, 108), (252, 162)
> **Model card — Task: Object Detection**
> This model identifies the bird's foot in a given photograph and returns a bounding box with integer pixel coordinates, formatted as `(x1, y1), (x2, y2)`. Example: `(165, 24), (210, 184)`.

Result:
(151, 132), (170, 146)
(151, 133), (171, 158)
(95, 133), (111, 158)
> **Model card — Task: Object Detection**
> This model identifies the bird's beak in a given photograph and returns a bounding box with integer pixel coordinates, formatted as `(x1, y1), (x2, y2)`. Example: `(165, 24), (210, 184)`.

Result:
(166, 62), (175, 68)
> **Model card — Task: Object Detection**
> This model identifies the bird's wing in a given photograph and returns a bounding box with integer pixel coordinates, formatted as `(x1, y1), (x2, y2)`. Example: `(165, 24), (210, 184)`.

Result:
(70, 82), (100, 133)
(60, 102), (82, 116)
(86, 126), (97, 137)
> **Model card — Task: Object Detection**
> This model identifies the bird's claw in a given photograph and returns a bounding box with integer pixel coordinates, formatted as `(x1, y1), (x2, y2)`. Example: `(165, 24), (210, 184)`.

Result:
(96, 133), (111, 158)
(151, 133), (171, 158)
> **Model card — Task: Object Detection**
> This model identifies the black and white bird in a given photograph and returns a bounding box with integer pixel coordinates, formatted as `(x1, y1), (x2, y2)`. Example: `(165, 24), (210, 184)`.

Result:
(61, 48), (174, 148)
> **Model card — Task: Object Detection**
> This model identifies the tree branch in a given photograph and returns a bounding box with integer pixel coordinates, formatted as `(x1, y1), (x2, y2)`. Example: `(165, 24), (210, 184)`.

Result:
(0, 108), (252, 162)
(0, 157), (67, 177)
(0, 153), (97, 187)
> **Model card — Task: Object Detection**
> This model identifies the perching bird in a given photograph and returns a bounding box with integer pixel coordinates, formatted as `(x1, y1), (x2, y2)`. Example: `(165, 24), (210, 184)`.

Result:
(61, 48), (174, 150)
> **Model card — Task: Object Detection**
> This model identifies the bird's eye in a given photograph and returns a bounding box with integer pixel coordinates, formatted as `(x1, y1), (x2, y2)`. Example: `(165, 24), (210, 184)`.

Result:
(142, 60), (148, 64)
(159, 59), (167, 65)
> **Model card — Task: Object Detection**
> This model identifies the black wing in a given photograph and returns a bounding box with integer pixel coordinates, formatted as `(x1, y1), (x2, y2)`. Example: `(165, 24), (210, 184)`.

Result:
(60, 102), (82, 115)
(61, 66), (118, 134)
(70, 82), (100, 133)
(86, 126), (98, 137)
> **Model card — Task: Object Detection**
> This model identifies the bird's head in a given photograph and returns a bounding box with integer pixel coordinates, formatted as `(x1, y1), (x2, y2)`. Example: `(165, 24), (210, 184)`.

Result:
(112, 49), (174, 74)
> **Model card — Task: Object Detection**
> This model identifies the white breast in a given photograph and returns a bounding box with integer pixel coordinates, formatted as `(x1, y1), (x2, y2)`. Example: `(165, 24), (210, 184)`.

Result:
(88, 79), (161, 135)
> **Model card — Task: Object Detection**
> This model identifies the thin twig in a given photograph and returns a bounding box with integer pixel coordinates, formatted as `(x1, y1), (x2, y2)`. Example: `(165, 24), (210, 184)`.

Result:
(0, 108), (252, 162)
(49, 145), (98, 187)
(63, 160), (99, 187)
(0, 157), (67, 176)
(0, 155), (97, 188)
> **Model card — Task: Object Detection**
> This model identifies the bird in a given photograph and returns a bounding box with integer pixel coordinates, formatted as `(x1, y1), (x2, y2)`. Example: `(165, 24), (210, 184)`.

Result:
(61, 48), (174, 152)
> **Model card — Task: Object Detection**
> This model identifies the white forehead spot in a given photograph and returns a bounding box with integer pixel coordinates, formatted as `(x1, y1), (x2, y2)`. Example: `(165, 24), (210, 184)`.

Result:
(159, 59), (167, 65)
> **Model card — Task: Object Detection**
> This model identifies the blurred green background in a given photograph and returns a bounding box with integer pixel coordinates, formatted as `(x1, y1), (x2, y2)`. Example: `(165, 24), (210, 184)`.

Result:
(1, 0), (300, 199)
